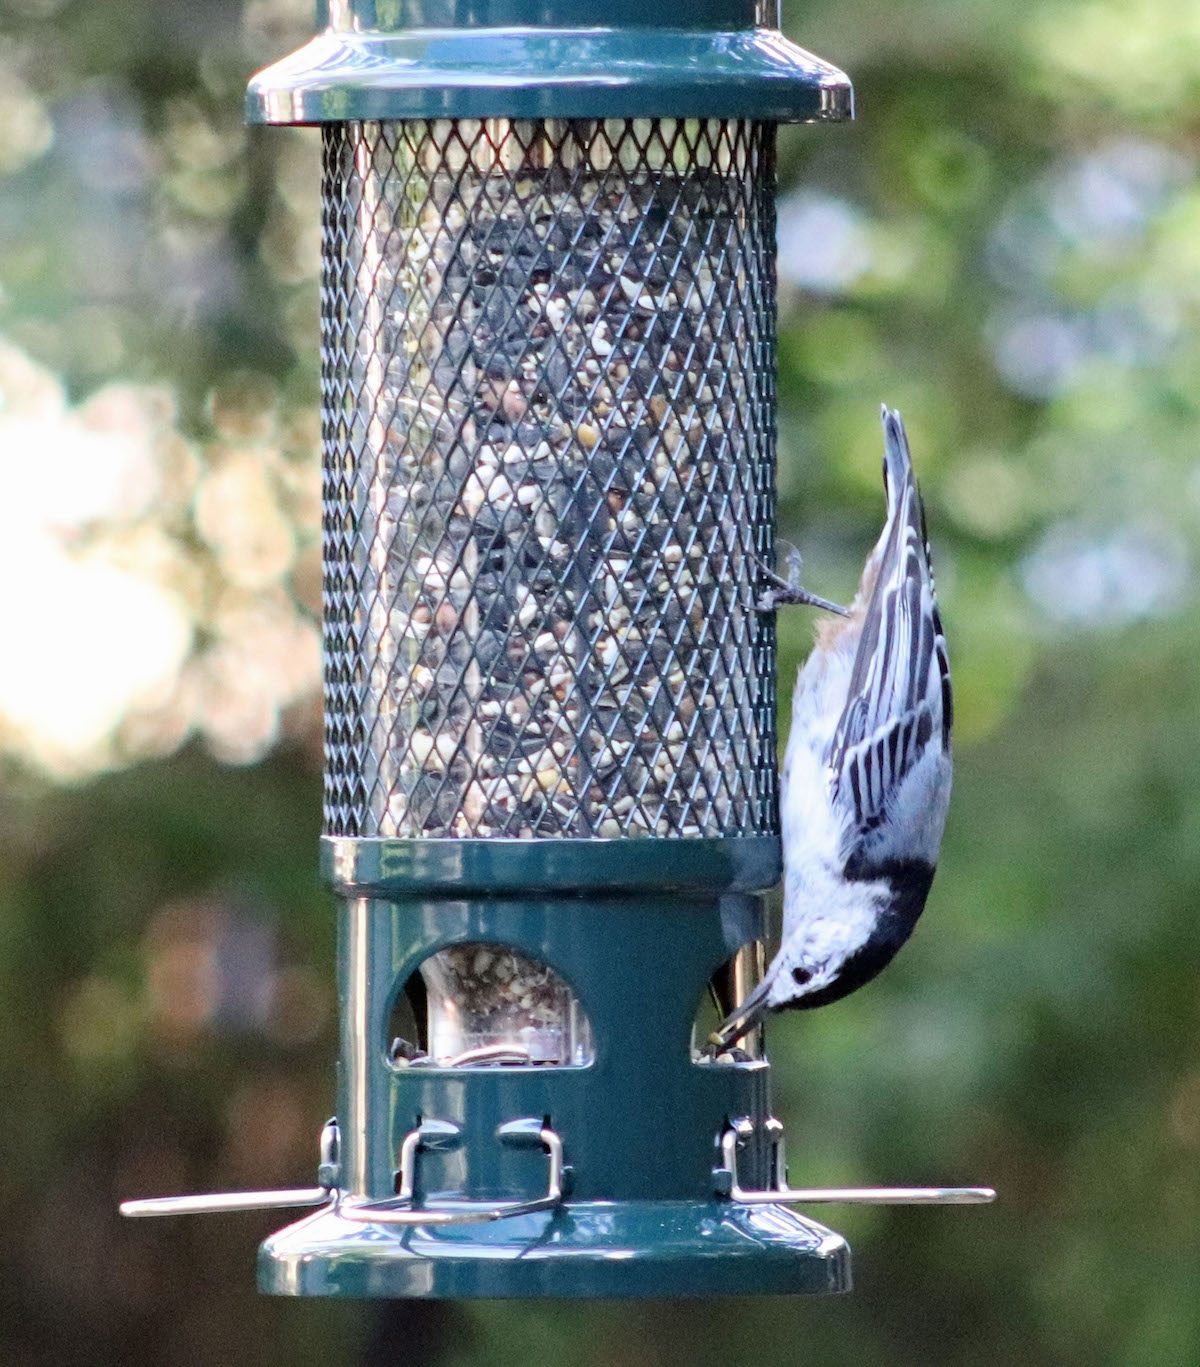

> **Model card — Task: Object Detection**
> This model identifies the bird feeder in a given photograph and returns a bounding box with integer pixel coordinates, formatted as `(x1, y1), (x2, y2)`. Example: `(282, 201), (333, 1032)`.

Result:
(121, 0), (992, 1299)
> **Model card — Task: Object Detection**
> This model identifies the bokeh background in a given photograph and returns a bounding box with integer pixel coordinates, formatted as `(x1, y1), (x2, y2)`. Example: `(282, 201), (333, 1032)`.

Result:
(1, 0), (1196, 1363)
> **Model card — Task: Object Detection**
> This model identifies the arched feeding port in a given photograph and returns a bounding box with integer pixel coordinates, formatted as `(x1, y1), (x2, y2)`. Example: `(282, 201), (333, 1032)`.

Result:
(118, 0), (993, 1299)
(388, 943), (595, 1067)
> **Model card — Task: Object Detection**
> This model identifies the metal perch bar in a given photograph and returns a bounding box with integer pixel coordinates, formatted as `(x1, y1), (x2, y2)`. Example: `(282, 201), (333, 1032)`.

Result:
(718, 1125), (995, 1207)
(120, 1188), (333, 1218)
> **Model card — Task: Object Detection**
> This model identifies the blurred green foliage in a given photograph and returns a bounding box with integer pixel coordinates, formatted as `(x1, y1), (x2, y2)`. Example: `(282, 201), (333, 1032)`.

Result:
(1, 0), (1198, 1363)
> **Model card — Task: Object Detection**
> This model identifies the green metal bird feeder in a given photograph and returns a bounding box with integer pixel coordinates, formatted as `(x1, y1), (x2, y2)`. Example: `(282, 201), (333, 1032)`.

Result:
(121, 0), (992, 1299)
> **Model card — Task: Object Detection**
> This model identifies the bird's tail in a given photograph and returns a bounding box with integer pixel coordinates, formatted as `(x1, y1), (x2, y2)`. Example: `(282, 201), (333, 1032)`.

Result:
(709, 970), (775, 1051)
(878, 404), (951, 742)
(879, 405), (934, 590)
(845, 406), (921, 618)
(847, 404), (928, 617)
(880, 403), (917, 518)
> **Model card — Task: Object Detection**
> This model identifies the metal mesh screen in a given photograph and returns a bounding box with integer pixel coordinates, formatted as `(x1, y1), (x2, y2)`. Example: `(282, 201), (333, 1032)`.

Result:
(321, 118), (779, 839)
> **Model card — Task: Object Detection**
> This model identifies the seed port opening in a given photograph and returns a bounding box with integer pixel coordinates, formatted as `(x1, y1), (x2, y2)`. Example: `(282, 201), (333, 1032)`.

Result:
(387, 974), (427, 1062)
(692, 942), (764, 1065)
(387, 943), (594, 1068)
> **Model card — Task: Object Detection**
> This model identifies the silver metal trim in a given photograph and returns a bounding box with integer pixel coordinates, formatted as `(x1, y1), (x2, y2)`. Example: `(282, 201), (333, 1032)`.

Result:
(120, 1187), (332, 1218)
(337, 1118), (565, 1226)
(718, 1120), (995, 1207)
(411, 1043), (534, 1068)
(120, 1117), (340, 1219)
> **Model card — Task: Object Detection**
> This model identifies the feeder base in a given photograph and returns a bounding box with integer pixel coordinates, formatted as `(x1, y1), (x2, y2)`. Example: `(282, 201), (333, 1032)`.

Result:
(258, 1200), (849, 1299)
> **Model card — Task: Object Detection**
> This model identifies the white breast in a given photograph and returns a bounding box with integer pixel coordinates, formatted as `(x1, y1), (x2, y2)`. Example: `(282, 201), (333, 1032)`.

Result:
(770, 633), (891, 1004)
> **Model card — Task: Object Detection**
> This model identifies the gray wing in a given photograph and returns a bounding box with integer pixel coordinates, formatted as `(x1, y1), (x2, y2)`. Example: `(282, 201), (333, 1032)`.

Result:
(827, 412), (952, 863)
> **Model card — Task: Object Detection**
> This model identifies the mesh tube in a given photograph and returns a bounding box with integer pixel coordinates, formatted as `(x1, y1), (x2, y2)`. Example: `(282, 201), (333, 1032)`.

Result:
(321, 118), (779, 841)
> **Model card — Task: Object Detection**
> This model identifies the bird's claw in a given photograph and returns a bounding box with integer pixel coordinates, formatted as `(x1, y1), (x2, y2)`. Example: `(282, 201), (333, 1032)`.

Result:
(749, 557), (850, 617)
(753, 558), (795, 592)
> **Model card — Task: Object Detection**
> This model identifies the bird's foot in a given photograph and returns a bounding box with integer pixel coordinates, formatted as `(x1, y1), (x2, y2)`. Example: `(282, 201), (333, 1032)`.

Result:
(751, 558), (850, 616)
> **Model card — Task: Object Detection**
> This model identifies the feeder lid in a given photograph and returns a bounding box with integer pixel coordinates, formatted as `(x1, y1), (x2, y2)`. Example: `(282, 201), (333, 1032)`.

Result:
(246, 0), (852, 125)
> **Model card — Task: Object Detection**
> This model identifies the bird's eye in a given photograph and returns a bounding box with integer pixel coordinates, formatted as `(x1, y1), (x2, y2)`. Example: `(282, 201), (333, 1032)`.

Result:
(791, 966), (813, 986)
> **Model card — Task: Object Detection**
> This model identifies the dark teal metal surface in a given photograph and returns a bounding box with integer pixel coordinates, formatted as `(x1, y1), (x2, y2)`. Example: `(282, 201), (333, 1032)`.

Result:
(259, 837), (851, 1297)
(260, 1201), (849, 1299)
(246, 1), (853, 124)
(322, 835), (781, 897)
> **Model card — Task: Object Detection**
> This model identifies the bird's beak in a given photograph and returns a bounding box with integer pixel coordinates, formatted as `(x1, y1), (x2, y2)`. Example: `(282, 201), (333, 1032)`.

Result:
(709, 976), (772, 1051)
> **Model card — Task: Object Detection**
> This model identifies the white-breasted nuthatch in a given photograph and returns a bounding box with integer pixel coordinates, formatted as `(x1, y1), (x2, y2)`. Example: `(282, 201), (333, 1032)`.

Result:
(712, 406), (952, 1048)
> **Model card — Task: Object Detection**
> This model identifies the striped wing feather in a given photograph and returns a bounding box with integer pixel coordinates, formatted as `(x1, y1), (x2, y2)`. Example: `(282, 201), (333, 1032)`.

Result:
(827, 415), (950, 861)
